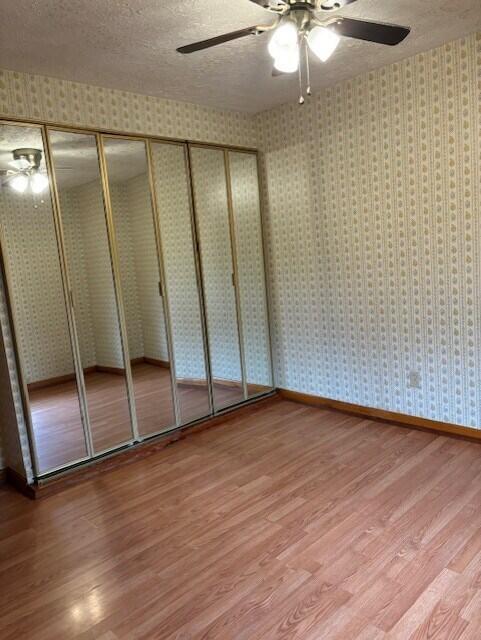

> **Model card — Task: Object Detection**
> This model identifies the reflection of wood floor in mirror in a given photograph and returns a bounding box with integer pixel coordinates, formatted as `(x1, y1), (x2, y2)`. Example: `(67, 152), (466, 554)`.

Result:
(29, 362), (272, 474)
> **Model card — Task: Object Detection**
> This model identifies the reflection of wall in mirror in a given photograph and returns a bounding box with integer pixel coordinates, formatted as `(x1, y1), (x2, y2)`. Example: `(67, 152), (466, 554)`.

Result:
(150, 143), (207, 382)
(63, 177), (171, 370)
(0, 190), (76, 383)
(230, 153), (272, 387)
(191, 148), (244, 384)
(0, 177), (172, 385)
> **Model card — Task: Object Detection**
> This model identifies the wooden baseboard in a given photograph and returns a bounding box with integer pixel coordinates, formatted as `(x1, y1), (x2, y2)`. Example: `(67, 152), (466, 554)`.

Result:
(95, 365), (126, 376)
(28, 359), (171, 390)
(27, 367), (96, 391)
(143, 357), (170, 369)
(177, 377), (209, 388)
(278, 388), (481, 443)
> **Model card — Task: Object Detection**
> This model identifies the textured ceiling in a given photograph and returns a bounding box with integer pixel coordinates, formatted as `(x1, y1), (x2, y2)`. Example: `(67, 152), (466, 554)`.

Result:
(0, 0), (480, 113)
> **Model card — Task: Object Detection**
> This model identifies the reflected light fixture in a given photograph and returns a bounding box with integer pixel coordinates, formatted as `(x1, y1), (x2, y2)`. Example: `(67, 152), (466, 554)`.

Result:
(30, 172), (49, 194)
(10, 173), (29, 193)
(2, 148), (49, 195)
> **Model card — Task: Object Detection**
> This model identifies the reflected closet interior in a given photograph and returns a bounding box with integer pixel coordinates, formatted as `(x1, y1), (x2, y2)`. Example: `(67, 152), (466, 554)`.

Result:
(0, 121), (273, 478)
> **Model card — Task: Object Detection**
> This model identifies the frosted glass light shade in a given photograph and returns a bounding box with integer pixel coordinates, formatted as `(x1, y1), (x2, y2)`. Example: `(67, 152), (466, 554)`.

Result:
(307, 26), (340, 62)
(268, 20), (298, 59)
(273, 45), (300, 73)
(30, 172), (49, 194)
(10, 173), (28, 193)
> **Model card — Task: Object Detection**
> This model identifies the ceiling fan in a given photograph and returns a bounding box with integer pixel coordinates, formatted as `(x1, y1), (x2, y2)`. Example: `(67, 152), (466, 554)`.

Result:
(0, 149), (49, 194)
(177, 0), (410, 103)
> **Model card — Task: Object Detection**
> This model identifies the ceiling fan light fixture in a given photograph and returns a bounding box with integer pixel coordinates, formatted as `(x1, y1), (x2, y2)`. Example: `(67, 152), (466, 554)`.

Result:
(30, 172), (49, 194)
(273, 44), (299, 73)
(10, 173), (29, 193)
(268, 19), (298, 59)
(307, 26), (340, 62)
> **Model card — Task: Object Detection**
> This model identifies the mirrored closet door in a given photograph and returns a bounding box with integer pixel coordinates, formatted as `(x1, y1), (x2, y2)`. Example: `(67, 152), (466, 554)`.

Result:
(102, 136), (177, 436)
(150, 141), (211, 424)
(227, 151), (273, 397)
(48, 129), (134, 453)
(0, 120), (274, 479)
(189, 145), (246, 411)
(0, 123), (89, 473)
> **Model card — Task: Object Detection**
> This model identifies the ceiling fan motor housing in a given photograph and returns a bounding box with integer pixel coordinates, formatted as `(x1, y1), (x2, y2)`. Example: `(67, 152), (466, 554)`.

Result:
(13, 148), (42, 170)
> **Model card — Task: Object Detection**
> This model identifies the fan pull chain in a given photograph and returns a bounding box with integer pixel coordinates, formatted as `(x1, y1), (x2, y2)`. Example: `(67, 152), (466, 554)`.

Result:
(298, 37), (304, 105)
(305, 38), (312, 97)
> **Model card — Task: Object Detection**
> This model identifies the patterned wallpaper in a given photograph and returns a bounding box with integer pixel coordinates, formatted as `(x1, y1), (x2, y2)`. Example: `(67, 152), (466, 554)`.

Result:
(0, 69), (257, 147)
(150, 142), (209, 384)
(0, 188), (78, 384)
(257, 32), (481, 428)
(61, 189), (97, 369)
(122, 173), (170, 363)
(78, 180), (127, 369)
(109, 182), (145, 361)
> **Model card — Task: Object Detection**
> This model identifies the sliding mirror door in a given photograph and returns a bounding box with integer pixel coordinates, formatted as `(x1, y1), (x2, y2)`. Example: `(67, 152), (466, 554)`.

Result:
(227, 152), (273, 397)
(102, 137), (176, 436)
(48, 129), (134, 453)
(189, 146), (245, 411)
(0, 123), (88, 473)
(150, 142), (211, 424)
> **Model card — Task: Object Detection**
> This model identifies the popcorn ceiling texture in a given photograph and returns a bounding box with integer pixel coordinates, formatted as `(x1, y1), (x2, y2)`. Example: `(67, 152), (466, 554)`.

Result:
(257, 32), (481, 428)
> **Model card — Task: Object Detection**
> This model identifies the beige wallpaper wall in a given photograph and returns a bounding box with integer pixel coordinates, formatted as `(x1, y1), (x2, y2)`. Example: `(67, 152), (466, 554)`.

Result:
(0, 69), (257, 147)
(230, 152), (272, 388)
(0, 190), (77, 383)
(257, 32), (481, 429)
(150, 142), (208, 383)
(116, 174), (170, 364)
(190, 146), (244, 384)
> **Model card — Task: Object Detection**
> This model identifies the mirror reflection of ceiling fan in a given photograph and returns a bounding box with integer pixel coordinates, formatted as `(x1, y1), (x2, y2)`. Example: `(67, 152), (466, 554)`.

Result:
(177, 0), (410, 103)
(0, 148), (50, 194)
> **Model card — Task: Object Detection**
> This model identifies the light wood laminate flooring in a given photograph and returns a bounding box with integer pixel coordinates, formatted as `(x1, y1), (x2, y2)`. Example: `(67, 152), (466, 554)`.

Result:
(2, 398), (481, 638)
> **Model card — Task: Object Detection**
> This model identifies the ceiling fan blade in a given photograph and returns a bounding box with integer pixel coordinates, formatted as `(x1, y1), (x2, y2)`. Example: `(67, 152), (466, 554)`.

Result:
(329, 17), (410, 45)
(177, 26), (260, 54)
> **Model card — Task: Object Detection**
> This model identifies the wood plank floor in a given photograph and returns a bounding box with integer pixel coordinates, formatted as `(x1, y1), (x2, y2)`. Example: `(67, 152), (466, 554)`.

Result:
(2, 397), (481, 639)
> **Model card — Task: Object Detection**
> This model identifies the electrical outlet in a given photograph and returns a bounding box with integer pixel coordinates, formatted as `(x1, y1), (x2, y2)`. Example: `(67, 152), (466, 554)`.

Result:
(408, 370), (421, 389)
